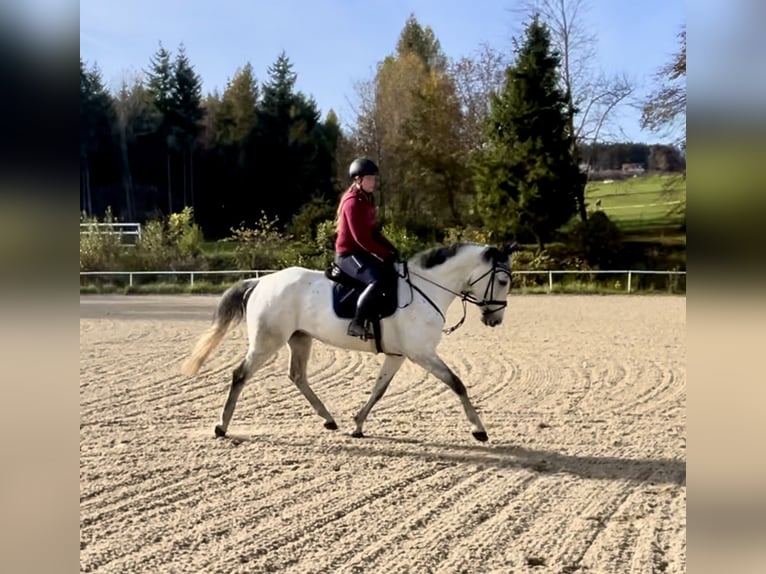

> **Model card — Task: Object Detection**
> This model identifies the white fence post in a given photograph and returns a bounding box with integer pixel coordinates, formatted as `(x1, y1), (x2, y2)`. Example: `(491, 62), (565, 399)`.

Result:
(548, 271), (553, 293)
(129, 272), (133, 287)
(627, 271), (632, 293)
(190, 272), (195, 288)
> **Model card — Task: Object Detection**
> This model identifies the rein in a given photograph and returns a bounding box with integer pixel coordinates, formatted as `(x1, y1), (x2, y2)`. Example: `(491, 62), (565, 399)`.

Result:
(397, 260), (511, 335)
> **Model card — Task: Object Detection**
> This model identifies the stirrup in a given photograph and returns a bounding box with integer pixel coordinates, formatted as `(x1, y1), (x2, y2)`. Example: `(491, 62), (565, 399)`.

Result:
(347, 320), (369, 339)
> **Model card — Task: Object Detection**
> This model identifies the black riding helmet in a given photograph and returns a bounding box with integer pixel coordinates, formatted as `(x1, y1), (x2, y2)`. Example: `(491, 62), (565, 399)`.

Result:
(349, 157), (379, 179)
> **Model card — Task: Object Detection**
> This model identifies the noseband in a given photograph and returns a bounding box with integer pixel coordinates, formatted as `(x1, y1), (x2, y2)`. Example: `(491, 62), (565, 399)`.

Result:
(465, 262), (512, 311)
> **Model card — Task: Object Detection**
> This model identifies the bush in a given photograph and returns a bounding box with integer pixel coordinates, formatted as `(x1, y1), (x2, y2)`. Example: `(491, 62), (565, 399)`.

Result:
(134, 207), (207, 271)
(512, 248), (557, 271)
(228, 211), (290, 269)
(567, 211), (624, 269)
(443, 226), (493, 245)
(287, 196), (336, 242)
(380, 222), (423, 259)
(314, 219), (336, 264)
(79, 207), (125, 271)
(81, 207), (208, 272)
(168, 207), (204, 258)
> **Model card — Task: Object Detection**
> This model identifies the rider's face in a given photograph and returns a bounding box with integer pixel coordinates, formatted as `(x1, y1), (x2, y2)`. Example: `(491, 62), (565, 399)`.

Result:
(359, 175), (376, 192)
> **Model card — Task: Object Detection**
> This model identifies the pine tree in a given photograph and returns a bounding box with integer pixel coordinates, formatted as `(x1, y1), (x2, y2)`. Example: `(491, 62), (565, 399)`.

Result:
(473, 16), (583, 249)
(172, 44), (203, 143)
(171, 44), (203, 208)
(260, 51), (297, 122)
(114, 77), (159, 220)
(146, 43), (176, 212)
(80, 59), (115, 215)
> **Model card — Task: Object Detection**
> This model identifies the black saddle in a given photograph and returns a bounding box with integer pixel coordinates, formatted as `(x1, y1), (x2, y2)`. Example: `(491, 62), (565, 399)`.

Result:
(325, 263), (399, 352)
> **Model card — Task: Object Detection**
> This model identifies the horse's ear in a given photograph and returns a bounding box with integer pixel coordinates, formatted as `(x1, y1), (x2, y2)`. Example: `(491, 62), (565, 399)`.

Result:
(503, 242), (518, 255)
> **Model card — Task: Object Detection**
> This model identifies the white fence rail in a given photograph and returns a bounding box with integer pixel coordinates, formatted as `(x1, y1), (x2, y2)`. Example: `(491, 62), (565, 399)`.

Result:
(513, 269), (685, 293)
(80, 269), (685, 293)
(80, 223), (142, 244)
(79, 269), (278, 288)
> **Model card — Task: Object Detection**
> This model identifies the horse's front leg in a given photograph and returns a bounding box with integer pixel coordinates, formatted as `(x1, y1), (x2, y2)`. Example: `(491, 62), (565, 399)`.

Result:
(409, 353), (488, 442)
(352, 354), (405, 438)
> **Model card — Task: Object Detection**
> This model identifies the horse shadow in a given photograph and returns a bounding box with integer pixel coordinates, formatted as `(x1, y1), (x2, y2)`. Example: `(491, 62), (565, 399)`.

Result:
(221, 432), (685, 486)
(340, 436), (686, 486)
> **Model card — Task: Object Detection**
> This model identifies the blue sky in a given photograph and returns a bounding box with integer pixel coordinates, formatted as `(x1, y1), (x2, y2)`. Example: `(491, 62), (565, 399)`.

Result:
(80, 0), (685, 143)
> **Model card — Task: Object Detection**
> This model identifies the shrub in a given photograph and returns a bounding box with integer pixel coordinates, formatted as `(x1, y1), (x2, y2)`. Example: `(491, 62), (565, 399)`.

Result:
(287, 196), (336, 242)
(81, 207), (208, 272)
(228, 211), (288, 270)
(133, 207), (207, 271)
(567, 211), (624, 269)
(79, 207), (124, 271)
(314, 219), (336, 265)
(380, 222), (423, 259)
(443, 226), (493, 245)
(168, 207), (204, 258)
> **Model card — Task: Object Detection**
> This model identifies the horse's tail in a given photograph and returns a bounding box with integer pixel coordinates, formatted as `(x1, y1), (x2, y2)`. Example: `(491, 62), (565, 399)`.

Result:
(180, 278), (260, 376)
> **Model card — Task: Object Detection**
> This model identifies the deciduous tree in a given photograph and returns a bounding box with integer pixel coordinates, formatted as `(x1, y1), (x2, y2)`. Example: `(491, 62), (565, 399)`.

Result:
(641, 26), (686, 149)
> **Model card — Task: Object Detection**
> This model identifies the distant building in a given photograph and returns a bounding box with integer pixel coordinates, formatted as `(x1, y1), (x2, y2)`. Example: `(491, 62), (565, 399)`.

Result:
(621, 163), (645, 175)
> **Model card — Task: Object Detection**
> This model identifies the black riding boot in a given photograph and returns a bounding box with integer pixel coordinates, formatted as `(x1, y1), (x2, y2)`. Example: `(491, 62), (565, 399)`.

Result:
(348, 281), (379, 338)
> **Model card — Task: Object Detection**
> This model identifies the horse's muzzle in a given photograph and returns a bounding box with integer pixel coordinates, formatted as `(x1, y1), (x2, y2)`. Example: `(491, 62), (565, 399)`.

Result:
(481, 313), (503, 327)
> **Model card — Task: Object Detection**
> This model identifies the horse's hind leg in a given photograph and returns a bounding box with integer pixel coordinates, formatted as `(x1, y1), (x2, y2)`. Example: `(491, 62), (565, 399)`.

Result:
(215, 335), (281, 438)
(409, 353), (488, 442)
(288, 332), (337, 430)
(352, 354), (405, 438)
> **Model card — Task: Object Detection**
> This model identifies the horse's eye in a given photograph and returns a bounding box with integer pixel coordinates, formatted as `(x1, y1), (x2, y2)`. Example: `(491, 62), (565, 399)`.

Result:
(498, 280), (509, 287)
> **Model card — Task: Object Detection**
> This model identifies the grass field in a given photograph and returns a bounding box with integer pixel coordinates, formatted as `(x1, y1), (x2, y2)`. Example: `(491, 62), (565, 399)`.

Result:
(585, 174), (686, 233)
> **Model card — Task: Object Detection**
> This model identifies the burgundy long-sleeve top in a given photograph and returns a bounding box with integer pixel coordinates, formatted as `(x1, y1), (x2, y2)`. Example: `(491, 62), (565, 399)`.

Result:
(335, 186), (396, 261)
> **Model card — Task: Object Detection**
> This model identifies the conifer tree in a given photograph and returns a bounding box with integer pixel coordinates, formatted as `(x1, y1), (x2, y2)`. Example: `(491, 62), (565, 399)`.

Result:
(252, 52), (336, 226)
(146, 43), (176, 212)
(80, 59), (115, 215)
(171, 44), (203, 207)
(474, 16), (583, 249)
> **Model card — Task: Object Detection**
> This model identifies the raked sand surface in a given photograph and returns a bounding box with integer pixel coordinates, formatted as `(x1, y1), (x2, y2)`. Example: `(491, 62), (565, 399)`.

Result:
(80, 294), (686, 573)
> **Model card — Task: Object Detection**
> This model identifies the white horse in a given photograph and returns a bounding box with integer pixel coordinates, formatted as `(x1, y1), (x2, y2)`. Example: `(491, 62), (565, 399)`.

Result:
(181, 242), (515, 442)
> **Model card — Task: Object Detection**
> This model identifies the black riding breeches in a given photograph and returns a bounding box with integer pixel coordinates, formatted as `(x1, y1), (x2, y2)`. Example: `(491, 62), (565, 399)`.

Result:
(334, 252), (386, 323)
(334, 252), (384, 286)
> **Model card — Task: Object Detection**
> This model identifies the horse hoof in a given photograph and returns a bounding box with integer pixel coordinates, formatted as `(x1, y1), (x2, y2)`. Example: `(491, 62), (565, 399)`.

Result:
(324, 421), (338, 430)
(472, 431), (488, 442)
(351, 430), (365, 438)
(214, 425), (226, 438)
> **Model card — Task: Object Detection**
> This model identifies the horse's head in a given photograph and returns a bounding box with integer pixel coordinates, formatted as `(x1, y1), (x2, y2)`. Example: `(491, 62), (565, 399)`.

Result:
(466, 242), (517, 327)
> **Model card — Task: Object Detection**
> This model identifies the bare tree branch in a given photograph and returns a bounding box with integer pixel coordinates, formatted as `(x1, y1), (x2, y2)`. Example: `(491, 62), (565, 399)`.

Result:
(641, 26), (686, 148)
(449, 43), (508, 151)
(513, 0), (635, 150)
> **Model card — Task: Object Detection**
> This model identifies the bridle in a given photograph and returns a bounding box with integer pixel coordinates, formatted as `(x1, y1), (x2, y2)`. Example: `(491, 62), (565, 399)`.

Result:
(399, 259), (512, 335)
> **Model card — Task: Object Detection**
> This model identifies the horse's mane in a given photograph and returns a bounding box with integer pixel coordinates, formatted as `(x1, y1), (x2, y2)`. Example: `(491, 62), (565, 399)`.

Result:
(410, 242), (471, 269)
(409, 242), (510, 270)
